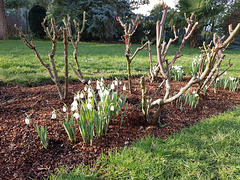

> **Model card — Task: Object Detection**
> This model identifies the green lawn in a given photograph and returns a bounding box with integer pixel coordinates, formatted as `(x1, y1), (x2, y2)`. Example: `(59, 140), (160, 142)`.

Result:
(51, 106), (240, 179)
(0, 40), (239, 85)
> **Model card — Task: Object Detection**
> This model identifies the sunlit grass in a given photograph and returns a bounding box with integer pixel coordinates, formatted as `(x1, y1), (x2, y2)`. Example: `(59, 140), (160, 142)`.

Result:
(0, 40), (239, 85)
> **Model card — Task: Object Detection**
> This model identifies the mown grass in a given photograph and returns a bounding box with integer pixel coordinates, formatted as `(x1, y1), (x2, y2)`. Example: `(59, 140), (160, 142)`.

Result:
(51, 106), (240, 179)
(0, 40), (239, 86)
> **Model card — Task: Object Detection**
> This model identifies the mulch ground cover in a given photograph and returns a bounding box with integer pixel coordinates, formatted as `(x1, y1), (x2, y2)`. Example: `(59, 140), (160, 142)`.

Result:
(0, 77), (240, 179)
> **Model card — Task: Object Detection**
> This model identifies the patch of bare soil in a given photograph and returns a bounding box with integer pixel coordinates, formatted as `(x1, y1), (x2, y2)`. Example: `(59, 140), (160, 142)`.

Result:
(0, 77), (239, 179)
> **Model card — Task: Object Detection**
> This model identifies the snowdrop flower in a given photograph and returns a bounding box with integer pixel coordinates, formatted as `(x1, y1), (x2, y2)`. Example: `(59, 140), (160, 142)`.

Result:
(96, 80), (100, 90)
(111, 83), (115, 90)
(88, 91), (93, 98)
(74, 93), (80, 101)
(229, 77), (236, 81)
(63, 106), (67, 112)
(71, 101), (78, 111)
(224, 71), (227, 75)
(192, 91), (196, 94)
(51, 111), (57, 119)
(25, 117), (30, 125)
(84, 86), (87, 91)
(195, 94), (199, 97)
(119, 81), (122, 85)
(103, 89), (109, 96)
(88, 80), (91, 85)
(123, 84), (126, 91)
(80, 92), (84, 99)
(114, 80), (118, 86)
(110, 105), (115, 111)
(96, 84), (100, 90)
(100, 79), (104, 86)
(88, 87), (91, 93)
(99, 90), (103, 98)
(87, 103), (92, 110)
(73, 112), (80, 119)
(216, 78), (220, 82)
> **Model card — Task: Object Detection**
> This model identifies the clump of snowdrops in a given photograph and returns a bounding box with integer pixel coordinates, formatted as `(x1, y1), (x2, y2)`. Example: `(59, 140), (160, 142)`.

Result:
(218, 77), (239, 92)
(61, 78), (128, 146)
(171, 65), (184, 81)
(25, 116), (48, 149)
(175, 91), (200, 111)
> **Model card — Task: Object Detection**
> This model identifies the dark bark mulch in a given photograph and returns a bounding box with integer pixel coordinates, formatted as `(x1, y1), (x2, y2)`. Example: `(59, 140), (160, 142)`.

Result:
(0, 77), (239, 179)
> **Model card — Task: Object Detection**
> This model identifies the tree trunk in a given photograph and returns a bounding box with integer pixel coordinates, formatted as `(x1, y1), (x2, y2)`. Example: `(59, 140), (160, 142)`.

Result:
(0, 0), (7, 40)
(127, 59), (132, 94)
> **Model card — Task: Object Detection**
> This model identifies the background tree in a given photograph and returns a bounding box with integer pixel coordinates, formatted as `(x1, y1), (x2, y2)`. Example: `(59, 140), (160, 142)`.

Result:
(0, 0), (7, 40)
(173, 0), (228, 47)
(48, 0), (149, 41)
(221, 1), (240, 49)
(28, 5), (46, 39)
(145, 4), (176, 42)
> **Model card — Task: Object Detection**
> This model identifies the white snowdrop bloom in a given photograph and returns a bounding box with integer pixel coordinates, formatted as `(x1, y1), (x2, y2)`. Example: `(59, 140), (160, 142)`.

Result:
(216, 78), (220, 82)
(25, 117), (30, 124)
(88, 87), (91, 93)
(51, 112), (57, 119)
(224, 71), (227, 75)
(96, 83), (100, 90)
(96, 80), (100, 90)
(84, 86), (87, 91)
(80, 92), (84, 99)
(123, 84), (126, 91)
(114, 80), (118, 86)
(71, 101), (78, 111)
(88, 91), (93, 98)
(111, 83), (115, 90)
(119, 81), (122, 85)
(87, 103), (92, 110)
(75, 93), (80, 100)
(192, 91), (196, 94)
(103, 89), (109, 96)
(110, 105), (115, 111)
(73, 112), (80, 119)
(195, 94), (199, 97)
(229, 77), (236, 81)
(63, 106), (67, 112)
(88, 80), (91, 85)
(99, 90), (103, 98)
